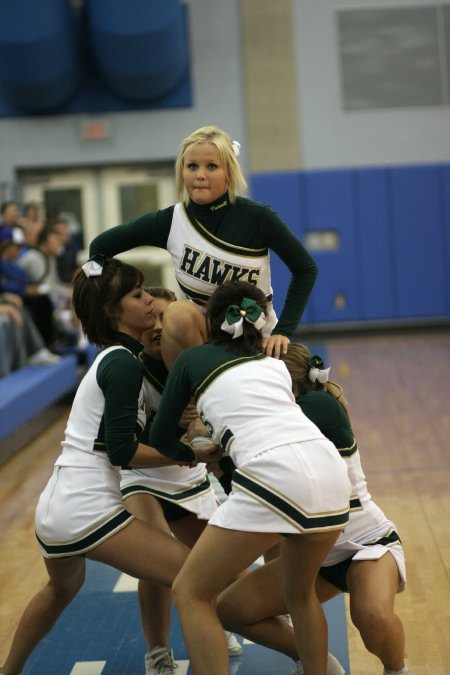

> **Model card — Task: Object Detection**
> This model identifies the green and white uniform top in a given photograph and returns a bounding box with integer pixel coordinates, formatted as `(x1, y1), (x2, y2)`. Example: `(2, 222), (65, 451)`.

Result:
(149, 343), (351, 535)
(89, 193), (317, 338)
(56, 332), (146, 470)
(149, 343), (327, 467)
(35, 333), (147, 558)
(300, 391), (371, 512)
(299, 391), (403, 574)
(120, 352), (216, 517)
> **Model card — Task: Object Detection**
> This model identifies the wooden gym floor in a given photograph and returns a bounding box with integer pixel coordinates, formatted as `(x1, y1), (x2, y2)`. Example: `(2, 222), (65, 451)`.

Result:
(0, 330), (449, 674)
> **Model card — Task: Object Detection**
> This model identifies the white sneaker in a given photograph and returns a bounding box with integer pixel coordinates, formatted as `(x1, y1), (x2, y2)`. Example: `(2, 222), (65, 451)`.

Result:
(327, 653), (345, 675)
(145, 646), (178, 674)
(383, 665), (409, 674)
(224, 630), (243, 656)
(293, 652), (345, 674)
(27, 347), (61, 365)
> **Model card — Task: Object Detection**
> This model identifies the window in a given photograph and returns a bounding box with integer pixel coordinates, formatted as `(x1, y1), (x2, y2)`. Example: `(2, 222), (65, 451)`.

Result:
(337, 5), (450, 109)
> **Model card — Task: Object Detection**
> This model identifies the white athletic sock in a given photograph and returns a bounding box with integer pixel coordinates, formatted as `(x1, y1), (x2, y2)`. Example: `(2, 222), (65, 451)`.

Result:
(383, 665), (409, 674)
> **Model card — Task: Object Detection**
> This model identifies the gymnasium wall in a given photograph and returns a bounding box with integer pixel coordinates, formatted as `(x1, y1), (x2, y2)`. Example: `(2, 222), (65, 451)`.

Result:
(251, 163), (450, 326)
(245, 0), (450, 327)
(290, 0), (450, 169)
(0, 0), (448, 327)
(0, 1), (247, 184)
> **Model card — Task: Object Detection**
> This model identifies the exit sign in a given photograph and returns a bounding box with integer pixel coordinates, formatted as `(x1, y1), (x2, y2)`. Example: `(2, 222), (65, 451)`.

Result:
(80, 118), (112, 141)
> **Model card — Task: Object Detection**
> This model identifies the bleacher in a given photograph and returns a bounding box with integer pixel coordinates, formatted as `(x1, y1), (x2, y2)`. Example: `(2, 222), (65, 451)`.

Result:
(0, 355), (77, 463)
(0, 341), (99, 465)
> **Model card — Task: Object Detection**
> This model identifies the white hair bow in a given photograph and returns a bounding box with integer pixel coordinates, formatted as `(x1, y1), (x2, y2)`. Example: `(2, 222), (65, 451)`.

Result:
(231, 140), (241, 157)
(82, 255), (105, 278)
(309, 365), (331, 383)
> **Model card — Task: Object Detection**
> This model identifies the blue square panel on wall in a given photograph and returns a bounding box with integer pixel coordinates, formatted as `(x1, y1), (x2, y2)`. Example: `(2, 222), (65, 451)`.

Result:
(442, 165), (450, 316)
(249, 172), (313, 325)
(355, 168), (396, 320)
(303, 169), (360, 324)
(391, 166), (447, 318)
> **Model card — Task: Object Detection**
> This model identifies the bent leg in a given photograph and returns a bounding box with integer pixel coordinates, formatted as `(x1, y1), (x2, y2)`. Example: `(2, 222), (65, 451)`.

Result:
(161, 300), (207, 368)
(347, 554), (406, 671)
(171, 513), (247, 657)
(217, 556), (342, 659)
(137, 578), (172, 652)
(88, 517), (189, 587)
(172, 524), (281, 675)
(281, 531), (340, 675)
(124, 495), (174, 650)
(169, 511), (208, 549)
(218, 558), (298, 659)
(2, 556), (86, 675)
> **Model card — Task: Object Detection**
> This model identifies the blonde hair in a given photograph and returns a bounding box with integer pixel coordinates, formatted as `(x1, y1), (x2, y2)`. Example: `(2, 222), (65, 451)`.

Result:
(145, 285), (177, 303)
(175, 125), (247, 205)
(281, 342), (350, 414)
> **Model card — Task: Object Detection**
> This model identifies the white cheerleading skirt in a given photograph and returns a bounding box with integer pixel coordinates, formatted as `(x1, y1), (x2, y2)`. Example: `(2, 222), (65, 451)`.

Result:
(209, 440), (352, 535)
(35, 464), (133, 558)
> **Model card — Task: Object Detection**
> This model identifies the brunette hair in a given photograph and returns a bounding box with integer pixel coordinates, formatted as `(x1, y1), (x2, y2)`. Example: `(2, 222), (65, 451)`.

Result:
(72, 258), (144, 346)
(206, 280), (268, 354)
(175, 125), (247, 205)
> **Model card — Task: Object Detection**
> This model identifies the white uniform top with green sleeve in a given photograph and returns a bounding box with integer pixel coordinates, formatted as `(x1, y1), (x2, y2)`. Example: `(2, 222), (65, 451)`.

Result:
(120, 351), (217, 518)
(35, 333), (147, 557)
(149, 344), (352, 535)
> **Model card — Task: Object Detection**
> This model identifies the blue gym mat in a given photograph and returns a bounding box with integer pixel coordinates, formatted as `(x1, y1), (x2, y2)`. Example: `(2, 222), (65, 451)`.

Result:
(24, 559), (350, 675)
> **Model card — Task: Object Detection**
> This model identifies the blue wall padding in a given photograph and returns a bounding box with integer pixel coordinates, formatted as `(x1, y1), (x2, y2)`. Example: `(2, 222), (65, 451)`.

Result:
(391, 166), (446, 318)
(249, 172), (314, 324)
(0, 1), (82, 112)
(443, 166), (450, 315)
(0, 355), (77, 441)
(303, 169), (361, 323)
(355, 168), (396, 320)
(88, 0), (187, 101)
(250, 163), (450, 326)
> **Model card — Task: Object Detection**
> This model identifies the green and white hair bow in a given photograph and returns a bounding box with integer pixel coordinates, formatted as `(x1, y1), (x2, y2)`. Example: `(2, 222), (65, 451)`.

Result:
(220, 297), (266, 339)
(309, 354), (331, 383)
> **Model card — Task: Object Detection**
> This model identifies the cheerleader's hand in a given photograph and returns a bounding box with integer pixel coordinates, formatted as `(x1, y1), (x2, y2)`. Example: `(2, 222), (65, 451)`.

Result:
(263, 334), (290, 359)
(187, 417), (209, 442)
(191, 443), (223, 463)
(206, 460), (224, 479)
(178, 401), (199, 429)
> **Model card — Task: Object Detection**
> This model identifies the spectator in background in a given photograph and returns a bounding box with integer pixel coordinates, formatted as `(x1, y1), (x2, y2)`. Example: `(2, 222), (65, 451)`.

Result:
(0, 226), (29, 296)
(18, 225), (67, 295)
(0, 293), (60, 372)
(20, 223), (84, 348)
(0, 201), (23, 233)
(0, 226), (60, 360)
(57, 210), (83, 250)
(21, 201), (44, 248)
(53, 217), (79, 283)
